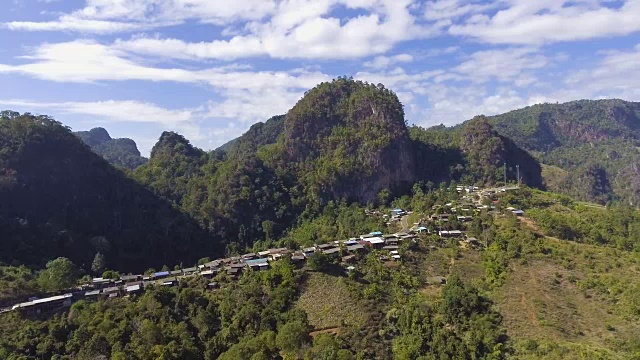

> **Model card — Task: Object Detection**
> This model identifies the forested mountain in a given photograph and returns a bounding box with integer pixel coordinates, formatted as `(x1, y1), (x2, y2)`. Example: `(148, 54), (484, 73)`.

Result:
(0, 79), (544, 271)
(75, 127), (148, 169)
(486, 99), (640, 204)
(0, 112), (221, 272)
(409, 116), (543, 188)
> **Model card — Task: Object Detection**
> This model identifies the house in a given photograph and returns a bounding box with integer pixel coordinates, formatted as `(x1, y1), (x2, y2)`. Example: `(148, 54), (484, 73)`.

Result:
(203, 261), (221, 269)
(153, 271), (170, 280)
(242, 253), (257, 260)
(290, 254), (306, 263)
(382, 245), (399, 251)
(170, 270), (182, 277)
(91, 277), (111, 289)
(439, 230), (463, 238)
(512, 209), (525, 216)
(385, 237), (399, 246)
(162, 279), (177, 287)
(344, 239), (359, 246)
(365, 237), (385, 249)
(227, 267), (242, 277)
(322, 247), (341, 256)
(302, 247), (316, 257)
(369, 231), (383, 236)
(200, 269), (216, 278)
(359, 234), (375, 240)
(245, 258), (270, 271)
(120, 274), (141, 283)
(182, 267), (197, 275)
(457, 216), (472, 222)
(126, 284), (142, 295)
(258, 250), (271, 257)
(391, 208), (406, 217)
(317, 243), (335, 250)
(341, 255), (356, 264)
(391, 254), (401, 261)
(346, 244), (366, 253)
(11, 294), (74, 315)
(103, 286), (120, 297)
(84, 290), (101, 299)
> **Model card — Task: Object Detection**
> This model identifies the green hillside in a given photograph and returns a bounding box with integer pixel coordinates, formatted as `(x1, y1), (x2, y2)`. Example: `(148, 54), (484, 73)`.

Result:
(0, 112), (220, 272)
(487, 99), (640, 205)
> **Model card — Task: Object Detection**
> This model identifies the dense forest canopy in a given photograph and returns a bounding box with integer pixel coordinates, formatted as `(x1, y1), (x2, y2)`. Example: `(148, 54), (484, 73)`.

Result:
(486, 99), (640, 204)
(0, 112), (219, 272)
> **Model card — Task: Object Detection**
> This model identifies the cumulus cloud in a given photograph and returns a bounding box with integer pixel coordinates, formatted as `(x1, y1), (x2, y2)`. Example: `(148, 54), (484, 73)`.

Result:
(112, 0), (428, 60)
(447, 0), (640, 45)
(364, 54), (414, 69)
(6, 0), (278, 33)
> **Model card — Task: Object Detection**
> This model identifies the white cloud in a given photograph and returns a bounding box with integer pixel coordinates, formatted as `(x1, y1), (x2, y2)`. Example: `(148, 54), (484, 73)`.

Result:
(0, 40), (329, 90)
(424, 0), (499, 21)
(447, 0), (640, 45)
(364, 54), (414, 69)
(113, 0), (428, 60)
(6, 0), (278, 33)
(562, 44), (640, 101)
(453, 47), (548, 83)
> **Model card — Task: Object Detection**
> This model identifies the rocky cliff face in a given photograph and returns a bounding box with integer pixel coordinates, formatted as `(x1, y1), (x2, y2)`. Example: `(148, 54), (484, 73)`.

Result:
(280, 78), (416, 203)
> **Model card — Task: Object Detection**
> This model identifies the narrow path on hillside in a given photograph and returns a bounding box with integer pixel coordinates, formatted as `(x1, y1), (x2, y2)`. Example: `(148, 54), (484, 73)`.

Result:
(401, 215), (409, 232)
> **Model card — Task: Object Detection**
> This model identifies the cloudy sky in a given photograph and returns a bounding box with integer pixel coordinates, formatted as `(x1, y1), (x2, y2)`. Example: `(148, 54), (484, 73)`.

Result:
(2, 0), (640, 154)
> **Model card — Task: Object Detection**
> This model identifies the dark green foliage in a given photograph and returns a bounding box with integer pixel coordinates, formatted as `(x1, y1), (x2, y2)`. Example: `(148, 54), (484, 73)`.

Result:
(0, 113), (220, 272)
(0, 262), (303, 359)
(0, 265), (39, 307)
(37, 257), (79, 292)
(386, 279), (506, 360)
(409, 117), (543, 188)
(75, 127), (147, 169)
(218, 115), (285, 157)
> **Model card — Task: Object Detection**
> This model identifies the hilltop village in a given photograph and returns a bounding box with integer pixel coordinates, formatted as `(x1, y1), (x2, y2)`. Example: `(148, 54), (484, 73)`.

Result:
(1, 186), (524, 316)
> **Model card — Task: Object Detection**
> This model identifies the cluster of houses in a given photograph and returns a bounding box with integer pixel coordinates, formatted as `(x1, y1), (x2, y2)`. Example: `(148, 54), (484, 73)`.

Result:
(3, 187), (525, 317)
(2, 230), (418, 316)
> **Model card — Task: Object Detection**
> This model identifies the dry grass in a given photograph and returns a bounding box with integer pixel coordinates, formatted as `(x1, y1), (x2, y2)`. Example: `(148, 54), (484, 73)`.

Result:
(493, 238), (640, 356)
(295, 272), (368, 331)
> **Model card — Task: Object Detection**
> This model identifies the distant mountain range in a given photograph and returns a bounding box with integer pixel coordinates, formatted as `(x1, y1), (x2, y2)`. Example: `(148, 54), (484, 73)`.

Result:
(74, 127), (147, 169)
(487, 99), (640, 205)
(3, 84), (640, 272)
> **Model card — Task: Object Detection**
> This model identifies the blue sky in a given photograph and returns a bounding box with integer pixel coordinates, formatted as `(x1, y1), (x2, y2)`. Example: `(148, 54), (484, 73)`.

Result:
(2, 0), (640, 155)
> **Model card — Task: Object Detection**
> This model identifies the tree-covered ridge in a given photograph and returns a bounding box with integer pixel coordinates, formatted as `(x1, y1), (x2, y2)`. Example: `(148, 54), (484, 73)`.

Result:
(409, 117), (543, 188)
(217, 115), (285, 157)
(278, 78), (416, 204)
(74, 127), (148, 169)
(0, 113), (220, 272)
(486, 99), (640, 204)
(489, 99), (640, 152)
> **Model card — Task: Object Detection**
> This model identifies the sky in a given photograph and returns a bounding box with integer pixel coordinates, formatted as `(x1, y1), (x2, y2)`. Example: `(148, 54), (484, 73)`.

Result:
(2, 0), (640, 155)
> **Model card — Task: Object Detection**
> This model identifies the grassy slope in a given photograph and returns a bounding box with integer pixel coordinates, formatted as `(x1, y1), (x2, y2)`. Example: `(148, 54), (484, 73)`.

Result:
(494, 218), (640, 359)
(295, 272), (368, 331)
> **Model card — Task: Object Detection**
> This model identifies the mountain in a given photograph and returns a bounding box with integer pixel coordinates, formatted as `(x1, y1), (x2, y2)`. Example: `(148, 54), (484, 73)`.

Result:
(0, 112), (221, 272)
(487, 99), (640, 204)
(275, 79), (417, 204)
(75, 127), (148, 169)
